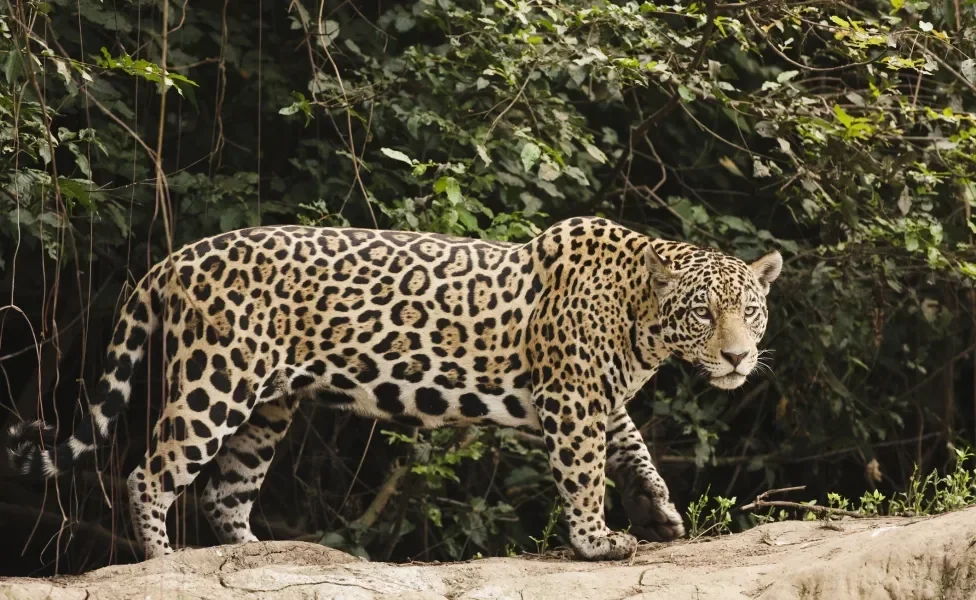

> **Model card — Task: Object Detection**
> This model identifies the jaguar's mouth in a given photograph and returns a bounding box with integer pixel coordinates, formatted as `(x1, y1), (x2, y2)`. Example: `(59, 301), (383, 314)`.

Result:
(709, 373), (747, 390)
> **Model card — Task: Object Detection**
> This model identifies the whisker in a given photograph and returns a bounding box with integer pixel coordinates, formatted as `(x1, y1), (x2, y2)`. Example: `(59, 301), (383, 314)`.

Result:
(753, 362), (773, 376)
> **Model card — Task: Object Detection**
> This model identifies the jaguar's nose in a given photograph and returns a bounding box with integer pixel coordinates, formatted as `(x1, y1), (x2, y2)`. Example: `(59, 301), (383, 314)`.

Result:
(721, 350), (749, 367)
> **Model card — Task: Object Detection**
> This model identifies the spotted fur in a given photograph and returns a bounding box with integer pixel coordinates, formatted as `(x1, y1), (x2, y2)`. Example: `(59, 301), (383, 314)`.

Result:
(6, 217), (781, 561)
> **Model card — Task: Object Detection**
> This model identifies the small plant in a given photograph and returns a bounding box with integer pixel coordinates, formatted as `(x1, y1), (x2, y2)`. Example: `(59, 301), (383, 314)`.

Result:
(888, 447), (976, 517)
(528, 499), (562, 555)
(802, 500), (820, 521)
(826, 492), (848, 511)
(826, 493), (850, 519)
(686, 486), (735, 538)
(857, 490), (886, 516)
(752, 507), (791, 525)
(889, 464), (940, 516)
(707, 495), (736, 536)
(685, 487), (710, 537)
(933, 447), (976, 513)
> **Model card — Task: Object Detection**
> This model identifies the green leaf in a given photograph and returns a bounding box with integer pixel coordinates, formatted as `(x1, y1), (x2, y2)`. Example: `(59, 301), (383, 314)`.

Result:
(475, 144), (492, 165)
(904, 233), (919, 252)
(441, 208), (459, 230)
(957, 262), (976, 279)
(777, 70), (799, 83)
(73, 153), (91, 178)
(752, 158), (772, 178)
(520, 142), (542, 172)
(677, 85), (696, 102)
(538, 161), (560, 182)
(322, 20), (340, 46)
(833, 104), (854, 128)
(38, 142), (52, 166)
(444, 177), (463, 205)
(457, 206), (479, 230)
(394, 12), (416, 32)
(219, 210), (244, 232)
(960, 59), (975, 84)
(344, 39), (363, 56)
(584, 143), (607, 164)
(829, 15), (850, 27)
(380, 147), (413, 166)
(57, 178), (93, 209)
(716, 215), (753, 233)
(718, 156), (744, 178)
(4, 46), (23, 84)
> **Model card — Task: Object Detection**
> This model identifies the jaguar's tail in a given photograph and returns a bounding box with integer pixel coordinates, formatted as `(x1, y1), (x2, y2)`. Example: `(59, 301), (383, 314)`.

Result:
(7, 266), (165, 479)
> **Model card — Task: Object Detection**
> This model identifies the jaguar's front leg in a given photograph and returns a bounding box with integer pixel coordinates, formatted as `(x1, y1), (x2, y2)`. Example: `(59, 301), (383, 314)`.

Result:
(606, 405), (685, 542)
(534, 384), (637, 561)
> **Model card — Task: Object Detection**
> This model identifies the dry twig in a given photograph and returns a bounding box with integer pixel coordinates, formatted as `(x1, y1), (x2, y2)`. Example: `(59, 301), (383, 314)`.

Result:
(740, 485), (868, 519)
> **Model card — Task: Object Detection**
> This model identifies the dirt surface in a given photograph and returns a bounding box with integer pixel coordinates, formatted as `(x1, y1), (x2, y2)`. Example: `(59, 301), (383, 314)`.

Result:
(2, 507), (975, 599)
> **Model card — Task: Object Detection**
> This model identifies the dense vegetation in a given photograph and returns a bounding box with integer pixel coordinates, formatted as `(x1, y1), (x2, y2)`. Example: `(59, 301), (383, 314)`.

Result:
(1, 0), (975, 576)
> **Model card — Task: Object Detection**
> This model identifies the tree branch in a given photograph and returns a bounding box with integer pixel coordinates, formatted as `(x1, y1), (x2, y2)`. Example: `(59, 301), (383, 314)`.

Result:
(351, 462), (410, 530)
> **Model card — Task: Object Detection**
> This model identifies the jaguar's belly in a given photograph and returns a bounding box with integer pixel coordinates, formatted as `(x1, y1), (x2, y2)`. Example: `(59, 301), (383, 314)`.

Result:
(307, 380), (541, 431)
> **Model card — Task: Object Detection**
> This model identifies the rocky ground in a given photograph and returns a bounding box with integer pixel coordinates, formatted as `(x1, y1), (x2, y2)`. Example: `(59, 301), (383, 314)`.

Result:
(2, 506), (975, 599)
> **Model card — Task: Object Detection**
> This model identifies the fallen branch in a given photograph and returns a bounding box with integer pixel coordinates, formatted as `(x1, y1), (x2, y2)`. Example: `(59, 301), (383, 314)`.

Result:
(740, 486), (868, 519)
(351, 462), (410, 530)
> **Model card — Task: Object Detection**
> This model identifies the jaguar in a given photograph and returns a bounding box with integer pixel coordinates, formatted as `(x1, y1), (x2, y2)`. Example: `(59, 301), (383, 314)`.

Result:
(7, 216), (781, 561)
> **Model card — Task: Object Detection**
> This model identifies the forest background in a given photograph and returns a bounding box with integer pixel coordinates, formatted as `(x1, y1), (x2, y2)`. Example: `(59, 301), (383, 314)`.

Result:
(1, 0), (976, 577)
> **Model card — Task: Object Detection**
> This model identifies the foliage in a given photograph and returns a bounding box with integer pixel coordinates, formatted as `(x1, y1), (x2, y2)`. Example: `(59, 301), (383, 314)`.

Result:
(686, 485), (735, 537)
(2, 0), (976, 574)
(888, 446), (976, 516)
(857, 489), (887, 516)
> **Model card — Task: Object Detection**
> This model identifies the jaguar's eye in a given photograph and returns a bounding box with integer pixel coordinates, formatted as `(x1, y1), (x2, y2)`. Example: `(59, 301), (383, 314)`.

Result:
(692, 307), (712, 321)
(744, 306), (759, 318)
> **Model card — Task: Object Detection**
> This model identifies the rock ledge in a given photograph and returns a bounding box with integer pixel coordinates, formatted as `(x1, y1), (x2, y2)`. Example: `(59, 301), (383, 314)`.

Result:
(2, 507), (975, 599)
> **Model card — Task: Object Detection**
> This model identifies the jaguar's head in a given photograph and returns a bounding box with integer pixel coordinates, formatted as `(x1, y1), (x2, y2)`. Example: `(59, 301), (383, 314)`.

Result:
(646, 244), (782, 390)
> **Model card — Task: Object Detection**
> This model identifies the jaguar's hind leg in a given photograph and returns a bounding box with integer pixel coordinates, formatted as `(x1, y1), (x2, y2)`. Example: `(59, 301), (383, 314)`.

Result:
(127, 359), (259, 558)
(201, 394), (300, 544)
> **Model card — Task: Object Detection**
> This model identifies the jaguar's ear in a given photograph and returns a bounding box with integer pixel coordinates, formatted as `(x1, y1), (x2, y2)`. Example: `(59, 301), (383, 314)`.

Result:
(644, 245), (675, 295)
(750, 250), (783, 295)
